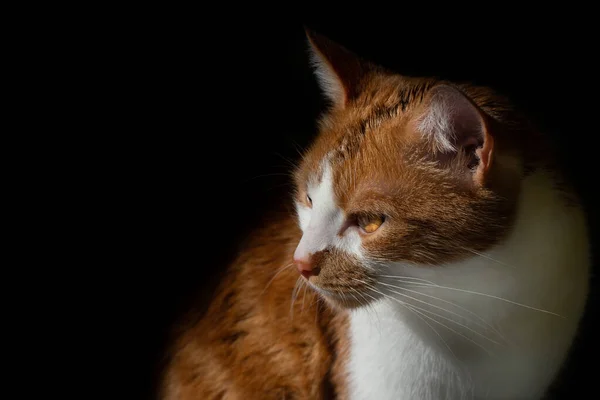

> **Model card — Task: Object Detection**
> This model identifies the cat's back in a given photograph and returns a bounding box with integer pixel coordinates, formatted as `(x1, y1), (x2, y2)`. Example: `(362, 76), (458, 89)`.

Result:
(160, 212), (349, 400)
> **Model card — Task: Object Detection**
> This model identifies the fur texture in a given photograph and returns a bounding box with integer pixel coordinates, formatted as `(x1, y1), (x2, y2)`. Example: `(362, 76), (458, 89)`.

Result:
(160, 31), (590, 399)
(160, 215), (351, 399)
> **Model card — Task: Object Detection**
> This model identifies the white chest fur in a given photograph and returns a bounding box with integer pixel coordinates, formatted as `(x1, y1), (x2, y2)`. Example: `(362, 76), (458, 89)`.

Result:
(346, 173), (590, 400)
(349, 303), (472, 399)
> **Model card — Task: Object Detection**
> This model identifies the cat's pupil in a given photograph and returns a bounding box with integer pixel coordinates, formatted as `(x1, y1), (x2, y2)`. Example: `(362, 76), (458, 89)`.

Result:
(307, 195), (312, 205)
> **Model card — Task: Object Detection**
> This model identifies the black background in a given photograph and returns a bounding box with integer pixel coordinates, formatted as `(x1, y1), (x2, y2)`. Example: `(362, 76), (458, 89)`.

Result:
(107, 16), (599, 399)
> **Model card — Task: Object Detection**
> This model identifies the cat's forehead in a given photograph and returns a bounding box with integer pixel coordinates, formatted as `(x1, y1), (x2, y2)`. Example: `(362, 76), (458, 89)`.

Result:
(299, 82), (434, 195)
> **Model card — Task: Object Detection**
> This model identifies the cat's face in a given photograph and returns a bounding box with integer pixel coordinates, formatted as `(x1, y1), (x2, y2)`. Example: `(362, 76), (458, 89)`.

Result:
(292, 31), (523, 309)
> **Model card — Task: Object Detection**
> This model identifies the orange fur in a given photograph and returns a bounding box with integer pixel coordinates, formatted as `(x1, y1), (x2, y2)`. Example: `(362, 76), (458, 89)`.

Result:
(160, 215), (350, 399)
(294, 76), (523, 267)
(159, 31), (578, 399)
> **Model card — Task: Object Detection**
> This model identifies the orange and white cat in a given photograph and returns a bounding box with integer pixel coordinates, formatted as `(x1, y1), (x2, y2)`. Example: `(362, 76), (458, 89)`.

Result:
(160, 31), (590, 400)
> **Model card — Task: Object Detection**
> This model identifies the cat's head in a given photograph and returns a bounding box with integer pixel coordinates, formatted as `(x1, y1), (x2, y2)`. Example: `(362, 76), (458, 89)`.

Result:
(292, 30), (527, 309)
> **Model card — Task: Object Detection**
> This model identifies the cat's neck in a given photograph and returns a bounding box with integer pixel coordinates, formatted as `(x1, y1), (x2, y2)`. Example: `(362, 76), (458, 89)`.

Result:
(346, 170), (590, 400)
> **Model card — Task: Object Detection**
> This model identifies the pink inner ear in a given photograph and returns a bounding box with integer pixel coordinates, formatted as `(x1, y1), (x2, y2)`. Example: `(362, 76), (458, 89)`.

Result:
(418, 85), (494, 182)
(419, 85), (487, 153)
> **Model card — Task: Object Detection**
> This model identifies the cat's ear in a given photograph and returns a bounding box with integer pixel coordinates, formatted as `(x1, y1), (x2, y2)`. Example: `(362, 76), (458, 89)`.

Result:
(305, 29), (369, 108)
(417, 84), (494, 186)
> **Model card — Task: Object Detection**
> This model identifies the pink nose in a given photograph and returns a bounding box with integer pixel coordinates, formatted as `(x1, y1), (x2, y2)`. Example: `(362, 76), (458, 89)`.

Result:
(294, 256), (316, 279)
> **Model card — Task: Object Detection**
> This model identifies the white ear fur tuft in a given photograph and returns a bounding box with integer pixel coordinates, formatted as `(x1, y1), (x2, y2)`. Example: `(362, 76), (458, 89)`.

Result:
(308, 47), (346, 106)
(418, 85), (485, 154)
(304, 29), (366, 108)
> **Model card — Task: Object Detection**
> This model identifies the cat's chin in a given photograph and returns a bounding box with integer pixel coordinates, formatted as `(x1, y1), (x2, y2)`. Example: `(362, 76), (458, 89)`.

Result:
(303, 278), (376, 310)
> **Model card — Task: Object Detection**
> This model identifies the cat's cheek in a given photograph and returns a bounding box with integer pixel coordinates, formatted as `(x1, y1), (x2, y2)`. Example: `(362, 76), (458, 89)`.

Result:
(337, 229), (363, 259)
(296, 203), (312, 232)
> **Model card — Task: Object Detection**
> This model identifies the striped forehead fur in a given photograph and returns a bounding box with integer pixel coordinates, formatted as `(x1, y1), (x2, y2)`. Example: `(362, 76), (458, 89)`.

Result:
(324, 79), (438, 162)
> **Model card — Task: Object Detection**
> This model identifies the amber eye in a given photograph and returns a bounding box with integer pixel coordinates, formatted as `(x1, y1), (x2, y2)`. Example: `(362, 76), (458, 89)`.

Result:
(306, 194), (312, 207)
(357, 214), (385, 234)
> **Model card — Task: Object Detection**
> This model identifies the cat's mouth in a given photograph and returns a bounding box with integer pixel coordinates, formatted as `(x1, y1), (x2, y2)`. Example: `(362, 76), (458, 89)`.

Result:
(303, 276), (379, 309)
(293, 248), (379, 309)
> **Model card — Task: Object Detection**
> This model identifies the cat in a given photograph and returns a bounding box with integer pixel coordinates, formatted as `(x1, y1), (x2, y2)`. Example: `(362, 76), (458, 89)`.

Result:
(159, 30), (590, 400)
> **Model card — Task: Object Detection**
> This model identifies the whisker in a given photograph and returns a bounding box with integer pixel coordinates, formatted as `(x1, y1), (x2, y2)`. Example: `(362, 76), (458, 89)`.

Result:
(366, 286), (494, 356)
(361, 281), (501, 345)
(314, 296), (321, 324)
(404, 302), (494, 356)
(340, 292), (351, 309)
(461, 247), (516, 268)
(372, 284), (457, 358)
(347, 290), (362, 307)
(334, 260), (385, 329)
(350, 286), (369, 308)
(285, 141), (306, 161)
(377, 275), (436, 285)
(309, 292), (320, 307)
(380, 285), (502, 345)
(289, 277), (302, 320)
(401, 303), (457, 358)
(274, 151), (300, 169)
(383, 281), (564, 318)
(261, 263), (294, 296)
(334, 258), (369, 311)
(379, 282), (507, 343)
(301, 281), (308, 314)
(351, 285), (383, 330)
(360, 290), (386, 340)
